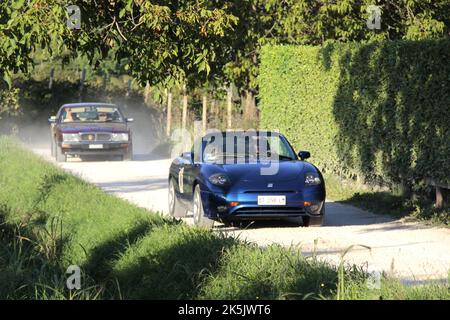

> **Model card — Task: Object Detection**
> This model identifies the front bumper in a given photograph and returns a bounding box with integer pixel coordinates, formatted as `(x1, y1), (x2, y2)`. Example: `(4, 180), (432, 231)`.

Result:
(200, 190), (325, 221)
(60, 141), (131, 156)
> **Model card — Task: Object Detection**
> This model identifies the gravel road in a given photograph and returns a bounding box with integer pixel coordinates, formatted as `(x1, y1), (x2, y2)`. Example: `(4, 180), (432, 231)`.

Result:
(30, 144), (450, 285)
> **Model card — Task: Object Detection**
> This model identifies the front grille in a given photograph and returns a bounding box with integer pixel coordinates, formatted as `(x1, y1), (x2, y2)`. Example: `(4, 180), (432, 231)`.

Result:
(80, 133), (95, 141)
(96, 133), (112, 141)
(234, 207), (305, 215)
(80, 133), (111, 142)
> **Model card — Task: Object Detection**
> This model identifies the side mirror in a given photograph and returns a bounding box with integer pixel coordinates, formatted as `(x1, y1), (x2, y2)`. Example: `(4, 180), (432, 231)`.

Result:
(48, 116), (57, 123)
(298, 151), (311, 161)
(181, 152), (194, 163)
(126, 118), (134, 123)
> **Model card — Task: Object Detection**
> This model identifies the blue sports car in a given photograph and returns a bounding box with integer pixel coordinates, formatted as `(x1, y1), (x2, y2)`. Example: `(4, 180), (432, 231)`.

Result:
(168, 131), (326, 228)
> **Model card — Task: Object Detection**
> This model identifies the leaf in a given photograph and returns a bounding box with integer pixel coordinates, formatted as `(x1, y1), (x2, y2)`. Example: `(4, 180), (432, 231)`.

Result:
(11, 0), (26, 10)
(119, 8), (127, 18)
(3, 72), (12, 89)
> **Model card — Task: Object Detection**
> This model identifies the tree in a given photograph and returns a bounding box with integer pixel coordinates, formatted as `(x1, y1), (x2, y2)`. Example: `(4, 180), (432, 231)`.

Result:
(0, 0), (71, 88)
(223, 0), (450, 102)
(67, 0), (238, 90)
(1, 0), (449, 110)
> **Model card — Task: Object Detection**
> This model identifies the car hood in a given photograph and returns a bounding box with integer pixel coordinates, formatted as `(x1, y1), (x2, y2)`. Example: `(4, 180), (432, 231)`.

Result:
(58, 122), (128, 133)
(217, 161), (305, 182)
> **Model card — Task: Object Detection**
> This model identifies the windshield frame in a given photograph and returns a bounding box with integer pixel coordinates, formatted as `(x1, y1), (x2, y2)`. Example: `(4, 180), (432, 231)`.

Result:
(57, 105), (125, 124)
(198, 131), (298, 164)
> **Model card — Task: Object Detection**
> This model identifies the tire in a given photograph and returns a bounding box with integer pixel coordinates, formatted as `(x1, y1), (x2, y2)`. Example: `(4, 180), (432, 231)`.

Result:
(303, 206), (325, 227)
(123, 146), (133, 161)
(302, 216), (323, 227)
(50, 138), (56, 157)
(168, 179), (187, 218)
(55, 146), (66, 162)
(192, 185), (214, 229)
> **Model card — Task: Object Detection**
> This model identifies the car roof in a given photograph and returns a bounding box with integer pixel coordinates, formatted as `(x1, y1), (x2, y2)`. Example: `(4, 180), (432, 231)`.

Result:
(203, 130), (283, 137)
(60, 102), (117, 108)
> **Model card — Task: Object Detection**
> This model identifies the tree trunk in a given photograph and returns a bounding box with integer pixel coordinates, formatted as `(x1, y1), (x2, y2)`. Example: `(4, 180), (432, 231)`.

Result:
(243, 90), (257, 128)
(202, 94), (207, 134)
(182, 84), (188, 130)
(166, 89), (172, 137)
(144, 81), (150, 105)
(102, 72), (108, 92)
(227, 84), (232, 129)
(49, 68), (54, 89)
(436, 186), (444, 209)
(210, 98), (216, 116)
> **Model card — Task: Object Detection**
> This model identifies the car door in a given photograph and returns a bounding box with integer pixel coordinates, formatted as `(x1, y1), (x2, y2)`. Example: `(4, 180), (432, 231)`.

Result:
(182, 151), (200, 203)
(176, 152), (194, 205)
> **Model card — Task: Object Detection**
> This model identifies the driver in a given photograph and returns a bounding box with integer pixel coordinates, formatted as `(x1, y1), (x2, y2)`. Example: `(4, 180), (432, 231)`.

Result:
(98, 112), (107, 122)
(250, 136), (270, 159)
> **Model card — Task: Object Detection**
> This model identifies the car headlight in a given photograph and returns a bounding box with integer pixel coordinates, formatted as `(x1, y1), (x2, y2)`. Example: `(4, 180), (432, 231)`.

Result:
(208, 173), (230, 186)
(305, 172), (321, 185)
(62, 133), (80, 142)
(111, 133), (129, 142)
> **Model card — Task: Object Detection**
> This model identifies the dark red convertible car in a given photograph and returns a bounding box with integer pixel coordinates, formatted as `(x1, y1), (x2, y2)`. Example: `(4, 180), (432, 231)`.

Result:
(49, 103), (133, 162)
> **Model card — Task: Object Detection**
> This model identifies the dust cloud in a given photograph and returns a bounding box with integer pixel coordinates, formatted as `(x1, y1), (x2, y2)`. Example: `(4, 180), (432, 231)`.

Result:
(0, 101), (171, 160)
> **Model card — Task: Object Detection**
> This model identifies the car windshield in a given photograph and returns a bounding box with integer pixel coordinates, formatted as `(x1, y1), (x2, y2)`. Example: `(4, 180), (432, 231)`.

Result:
(202, 132), (296, 163)
(60, 106), (124, 123)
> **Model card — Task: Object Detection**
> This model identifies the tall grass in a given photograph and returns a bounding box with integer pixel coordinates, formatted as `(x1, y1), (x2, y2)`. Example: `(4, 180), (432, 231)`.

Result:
(0, 136), (448, 300)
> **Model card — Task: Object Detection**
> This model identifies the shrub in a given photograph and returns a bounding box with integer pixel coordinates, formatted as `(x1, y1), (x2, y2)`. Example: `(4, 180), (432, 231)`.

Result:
(259, 40), (450, 190)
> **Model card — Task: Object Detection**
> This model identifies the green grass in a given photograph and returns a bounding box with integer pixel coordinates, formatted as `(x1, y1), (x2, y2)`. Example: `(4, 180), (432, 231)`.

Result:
(0, 136), (448, 299)
(323, 173), (450, 226)
(345, 278), (450, 300)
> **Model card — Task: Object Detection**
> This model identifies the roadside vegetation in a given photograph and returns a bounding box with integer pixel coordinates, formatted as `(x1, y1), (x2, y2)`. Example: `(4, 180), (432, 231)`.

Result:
(259, 42), (450, 227)
(0, 136), (448, 300)
(324, 173), (450, 227)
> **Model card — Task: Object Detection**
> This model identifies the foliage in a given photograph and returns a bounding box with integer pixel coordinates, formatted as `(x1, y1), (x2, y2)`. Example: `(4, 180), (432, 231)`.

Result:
(269, 0), (450, 45)
(259, 39), (450, 191)
(224, 0), (450, 93)
(64, 0), (238, 89)
(3, 1), (449, 94)
(0, 0), (238, 90)
(0, 88), (21, 119)
(0, 0), (72, 88)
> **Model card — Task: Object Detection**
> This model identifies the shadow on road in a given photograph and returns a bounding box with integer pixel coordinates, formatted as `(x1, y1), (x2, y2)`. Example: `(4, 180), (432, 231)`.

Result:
(212, 201), (399, 231)
(323, 202), (396, 227)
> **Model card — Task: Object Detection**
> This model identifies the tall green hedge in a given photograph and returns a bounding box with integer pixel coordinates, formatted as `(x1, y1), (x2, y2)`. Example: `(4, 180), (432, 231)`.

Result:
(259, 40), (450, 189)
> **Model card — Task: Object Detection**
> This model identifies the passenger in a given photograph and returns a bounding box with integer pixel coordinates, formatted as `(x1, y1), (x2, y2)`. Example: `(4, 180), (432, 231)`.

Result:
(112, 111), (120, 121)
(64, 108), (74, 122)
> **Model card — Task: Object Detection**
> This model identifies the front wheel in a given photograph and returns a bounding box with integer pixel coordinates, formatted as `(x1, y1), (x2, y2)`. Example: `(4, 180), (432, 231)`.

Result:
(123, 146), (133, 161)
(302, 203), (325, 227)
(168, 179), (187, 218)
(193, 185), (214, 229)
(302, 216), (324, 227)
(55, 146), (66, 162)
(50, 137), (55, 157)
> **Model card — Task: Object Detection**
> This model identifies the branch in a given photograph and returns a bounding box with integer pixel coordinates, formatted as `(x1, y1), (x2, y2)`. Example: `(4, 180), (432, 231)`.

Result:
(115, 20), (127, 41)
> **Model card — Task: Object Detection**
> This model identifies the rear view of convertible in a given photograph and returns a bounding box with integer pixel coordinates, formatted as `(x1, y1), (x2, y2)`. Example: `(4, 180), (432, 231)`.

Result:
(168, 131), (326, 228)
(49, 103), (133, 162)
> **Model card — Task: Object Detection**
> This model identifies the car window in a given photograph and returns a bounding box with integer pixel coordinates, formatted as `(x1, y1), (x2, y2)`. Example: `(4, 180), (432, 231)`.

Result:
(201, 132), (296, 163)
(60, 106), (124, 123)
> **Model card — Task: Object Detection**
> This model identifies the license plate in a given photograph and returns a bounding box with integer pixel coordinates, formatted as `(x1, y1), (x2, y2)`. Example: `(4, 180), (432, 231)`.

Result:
(89, 144), (103, 149)
(257, 195), (286, 206)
